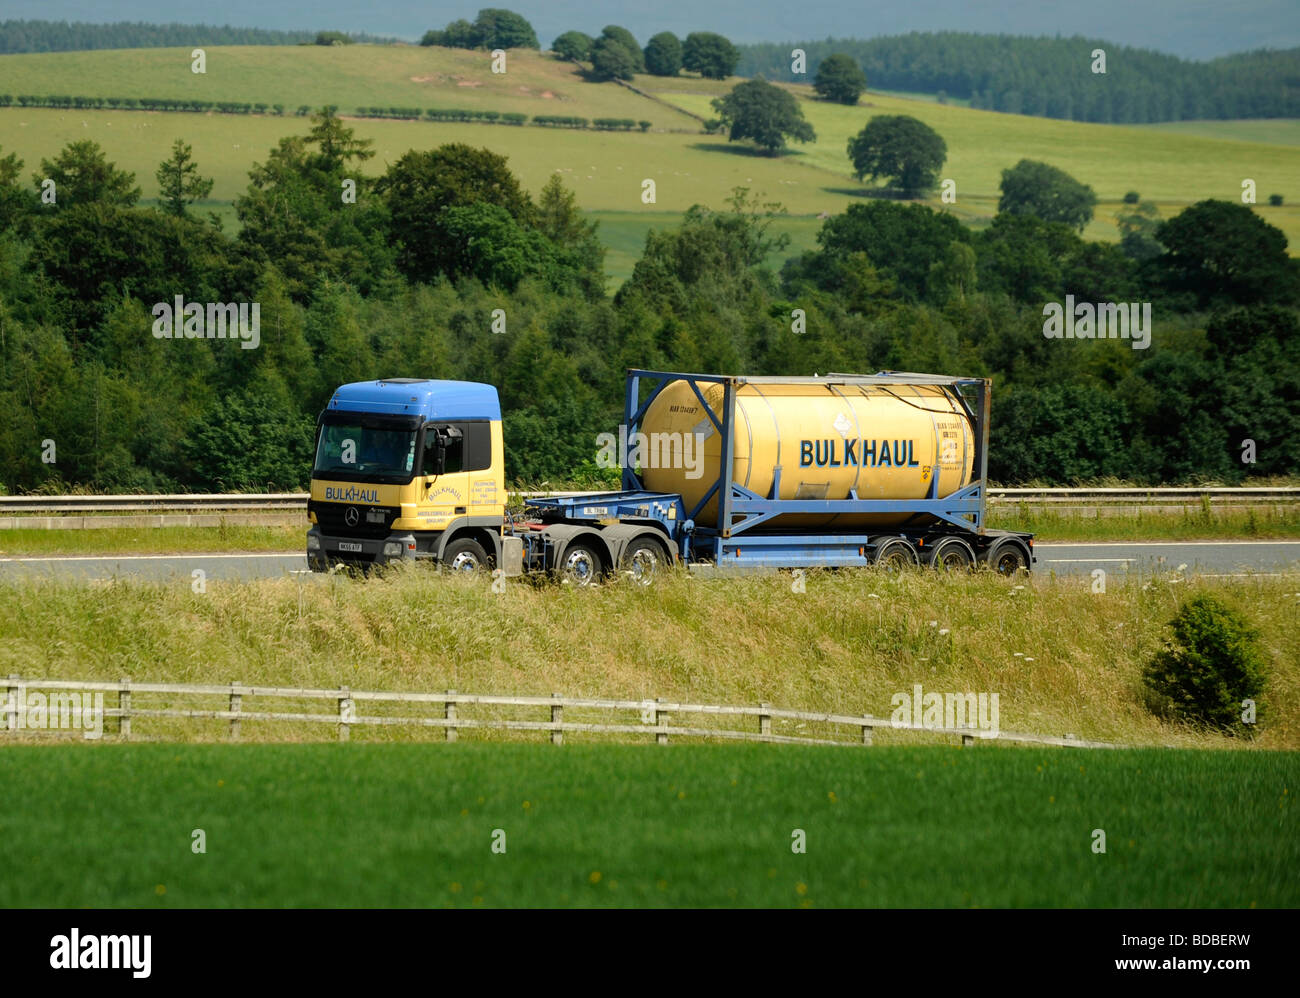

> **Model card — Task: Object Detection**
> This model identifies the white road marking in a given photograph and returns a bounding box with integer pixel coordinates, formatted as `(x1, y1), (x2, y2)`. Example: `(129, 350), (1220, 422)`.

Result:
(1043, 558), (1135, 563)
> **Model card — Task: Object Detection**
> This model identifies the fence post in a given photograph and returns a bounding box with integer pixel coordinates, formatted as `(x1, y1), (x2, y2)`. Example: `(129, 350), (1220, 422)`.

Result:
(655, 697), (668, 745)
(550, 692), (563, 746)
(4, 675), (17, 735)
(759, 702), (771, 738)
(861, 716), (873, 746)
(229, 681), (242, 741)
(337, 686), (351, 742)
(445, 689), (458, 742)
(119, 677), (131, 740)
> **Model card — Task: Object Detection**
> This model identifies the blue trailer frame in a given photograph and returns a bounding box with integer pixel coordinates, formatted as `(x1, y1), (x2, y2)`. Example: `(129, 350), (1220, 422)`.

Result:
(524, 370), (1015, 570)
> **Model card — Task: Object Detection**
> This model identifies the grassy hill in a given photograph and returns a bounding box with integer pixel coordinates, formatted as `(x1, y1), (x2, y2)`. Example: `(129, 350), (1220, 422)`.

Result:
(647, 79), (1300, 249)
(0, 44), (700, 130)
(1, 44), (1296, 280)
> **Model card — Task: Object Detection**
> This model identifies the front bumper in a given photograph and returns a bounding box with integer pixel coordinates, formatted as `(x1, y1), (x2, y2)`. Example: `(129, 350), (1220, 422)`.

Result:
(307, 527), (426, 571)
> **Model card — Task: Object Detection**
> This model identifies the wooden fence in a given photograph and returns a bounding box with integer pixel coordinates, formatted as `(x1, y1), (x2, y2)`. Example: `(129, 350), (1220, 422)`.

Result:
(0, 676), (1116, 749)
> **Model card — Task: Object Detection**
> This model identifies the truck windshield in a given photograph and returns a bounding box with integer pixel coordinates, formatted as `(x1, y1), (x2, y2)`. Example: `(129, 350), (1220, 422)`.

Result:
(313, 422), (417, 483)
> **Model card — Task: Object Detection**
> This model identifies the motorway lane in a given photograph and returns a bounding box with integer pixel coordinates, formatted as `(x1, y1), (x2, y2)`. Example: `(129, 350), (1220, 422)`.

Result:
(1, 541), (1299, 582)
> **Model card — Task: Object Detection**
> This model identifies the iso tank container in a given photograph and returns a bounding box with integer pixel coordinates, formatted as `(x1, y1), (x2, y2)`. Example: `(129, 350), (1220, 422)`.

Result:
(639, 378), (975, 529)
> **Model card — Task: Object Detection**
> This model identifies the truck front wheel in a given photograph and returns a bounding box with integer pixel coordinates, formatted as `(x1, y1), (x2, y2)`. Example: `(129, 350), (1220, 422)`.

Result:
(441, 538), (489, 574)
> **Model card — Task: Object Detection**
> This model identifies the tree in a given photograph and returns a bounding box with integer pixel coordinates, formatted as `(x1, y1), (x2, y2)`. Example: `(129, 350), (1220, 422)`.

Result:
(814, 54), (866, 104)
(644, 32), (682, 77)
(473, 9), (539, 49)
(537, 173), (606, 298)
(590, 37), (638, 81)
(711, 79), (815, 155)
(997, 159), (1097, 232)
(1155, 200), (1299, 307)
(235, 116), (393, 303)
(846, 115), (946, 197)
(808, 201), (970, 304)
(305, 105), (374, 174)
(36, 140), (140, 208)
(377, 144), (534, 284)
(1115, 199), (1162, 261)
(421, 19), (480, 49)
(599, 25), (644, 73)
(683, 32), (739, 80)
(155, 139), (214, 217)
(0, 145), (37, 235)
(441, 202), (562, 290)
(551, 30), (593, 61)
(314, 31), (351, 46)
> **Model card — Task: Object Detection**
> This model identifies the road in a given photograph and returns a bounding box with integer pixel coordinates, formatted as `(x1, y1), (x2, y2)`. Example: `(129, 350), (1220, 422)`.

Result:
(1, 541), (1298, 582)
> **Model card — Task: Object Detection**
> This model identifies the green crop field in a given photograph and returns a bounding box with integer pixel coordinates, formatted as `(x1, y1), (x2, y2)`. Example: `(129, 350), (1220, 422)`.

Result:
(1146, 119), (1300, 146)
(0, 743), (1292, 907)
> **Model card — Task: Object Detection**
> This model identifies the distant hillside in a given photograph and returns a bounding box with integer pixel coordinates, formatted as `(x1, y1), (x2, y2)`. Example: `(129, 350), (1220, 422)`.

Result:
(737, 33), (1300, 123)
(0, 19), (398, 53)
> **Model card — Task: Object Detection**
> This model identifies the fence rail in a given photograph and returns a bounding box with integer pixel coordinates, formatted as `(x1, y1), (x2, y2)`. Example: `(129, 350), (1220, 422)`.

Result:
(1, 675), (1115, 750)
(1, 487), (1295, 516)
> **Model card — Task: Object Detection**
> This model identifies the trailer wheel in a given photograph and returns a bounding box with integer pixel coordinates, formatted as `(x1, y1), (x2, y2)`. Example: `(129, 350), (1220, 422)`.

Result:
(560, 542), (605, 587)
(927, 537), (975, 572)
(441, 538), (488, 574)
(986, 539), (1030, 576)
(873, 537), (918, 572)
(620, 537), (669, 586)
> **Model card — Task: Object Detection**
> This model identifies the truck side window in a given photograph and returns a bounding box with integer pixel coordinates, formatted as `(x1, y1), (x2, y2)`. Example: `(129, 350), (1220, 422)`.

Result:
(424, 427), (463, 476)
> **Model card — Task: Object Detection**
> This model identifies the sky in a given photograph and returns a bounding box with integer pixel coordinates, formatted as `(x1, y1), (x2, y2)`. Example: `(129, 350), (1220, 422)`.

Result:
(3, 0), (1297, 60)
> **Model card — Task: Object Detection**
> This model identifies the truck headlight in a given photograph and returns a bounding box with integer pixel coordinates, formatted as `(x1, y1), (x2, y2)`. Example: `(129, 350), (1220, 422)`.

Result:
(307, 535), (321, 551)
(383, 542), (402, 558)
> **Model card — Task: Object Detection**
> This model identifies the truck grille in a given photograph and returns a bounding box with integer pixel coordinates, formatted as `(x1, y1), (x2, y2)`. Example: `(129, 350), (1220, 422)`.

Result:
(309, 501), (400, 538)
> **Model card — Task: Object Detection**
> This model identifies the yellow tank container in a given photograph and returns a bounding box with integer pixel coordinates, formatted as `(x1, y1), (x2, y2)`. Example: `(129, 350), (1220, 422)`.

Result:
(640, 379), (975, 529)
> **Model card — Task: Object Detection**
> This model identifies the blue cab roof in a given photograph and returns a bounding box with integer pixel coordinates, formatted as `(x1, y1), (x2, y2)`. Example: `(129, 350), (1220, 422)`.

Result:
(326, 379), (501, 420)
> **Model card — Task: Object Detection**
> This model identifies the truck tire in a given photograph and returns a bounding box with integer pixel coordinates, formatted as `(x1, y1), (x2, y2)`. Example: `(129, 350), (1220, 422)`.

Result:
(985, 538), (1030, 576)
(441, 538), (489, 573)
(560, 542), (606, 587)
(873, 537), (918, 572)
(620, 536), (670, 586)
(927, 536), (975, 572)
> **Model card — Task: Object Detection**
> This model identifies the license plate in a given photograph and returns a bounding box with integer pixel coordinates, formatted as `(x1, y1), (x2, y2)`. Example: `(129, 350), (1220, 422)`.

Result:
(337, 542), (363, 553)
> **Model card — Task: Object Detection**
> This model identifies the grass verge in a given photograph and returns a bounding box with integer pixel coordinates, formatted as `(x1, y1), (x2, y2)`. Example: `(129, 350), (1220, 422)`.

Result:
(1, 569), (1296, 749)
(0, 743), (1292, 907)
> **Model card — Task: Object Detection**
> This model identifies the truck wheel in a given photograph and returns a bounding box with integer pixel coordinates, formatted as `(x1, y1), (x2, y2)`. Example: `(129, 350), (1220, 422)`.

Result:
(986, 539), (1030, 576)
(441, 538), (488, 574)
(873, 537), (918, 572)
(621, 537), (669, 586)
(927, 537), (975, 572)
(560, 542), (605, 587)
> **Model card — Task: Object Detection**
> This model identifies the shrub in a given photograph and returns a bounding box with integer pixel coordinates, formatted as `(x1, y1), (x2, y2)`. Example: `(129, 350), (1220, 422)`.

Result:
(1268, 193), (1283, 206)
(1141, 594), (1268, 733)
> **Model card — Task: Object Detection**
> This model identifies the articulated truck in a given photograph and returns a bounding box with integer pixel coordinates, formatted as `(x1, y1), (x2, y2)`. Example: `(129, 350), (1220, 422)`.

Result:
(306, 369), (1034, 583)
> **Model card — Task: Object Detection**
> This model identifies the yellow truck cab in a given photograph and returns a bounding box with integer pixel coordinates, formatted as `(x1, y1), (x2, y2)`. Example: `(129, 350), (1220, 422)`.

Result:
(307, 378), (505, 571)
